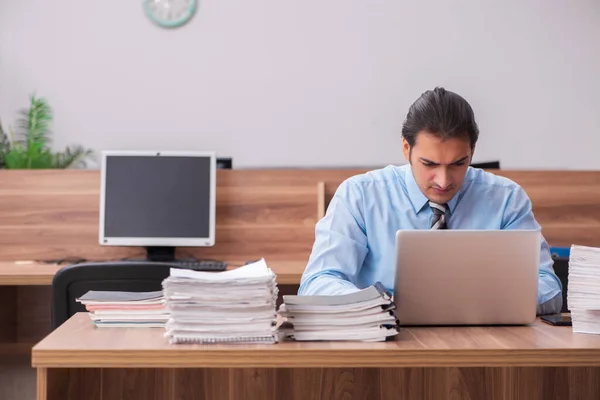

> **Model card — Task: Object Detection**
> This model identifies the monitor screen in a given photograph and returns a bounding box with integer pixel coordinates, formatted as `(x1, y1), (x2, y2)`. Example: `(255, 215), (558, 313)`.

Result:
(99, 151), (216, 247)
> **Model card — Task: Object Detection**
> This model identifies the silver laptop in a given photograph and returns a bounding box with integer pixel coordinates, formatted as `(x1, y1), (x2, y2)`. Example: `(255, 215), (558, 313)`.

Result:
(393, 230), (540, 326)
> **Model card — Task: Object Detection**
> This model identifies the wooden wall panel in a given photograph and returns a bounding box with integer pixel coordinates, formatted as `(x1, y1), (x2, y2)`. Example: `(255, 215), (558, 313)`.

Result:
(229, 369), (277, 400)
(318, 169), (600, 248)
(40, 367), (600, 400)
(489, 171), (600, 248)
(45, 368), (69, 400)
(174, 368), (229, 400)
(0, 286), (16, 342)
(16, 286), (52, 343)
(0, 287), (51, 357)
(2, 168), (600, 263)
(0, 170), (319, 261)
(0, 226), (316, 262)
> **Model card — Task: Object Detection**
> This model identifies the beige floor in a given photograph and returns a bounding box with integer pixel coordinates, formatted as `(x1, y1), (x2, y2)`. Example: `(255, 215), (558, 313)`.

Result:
(0, 356), (36, 400)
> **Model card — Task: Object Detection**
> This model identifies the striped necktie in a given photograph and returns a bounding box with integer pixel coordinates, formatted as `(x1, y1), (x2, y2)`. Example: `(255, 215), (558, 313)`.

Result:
(429, 202), (447, 229)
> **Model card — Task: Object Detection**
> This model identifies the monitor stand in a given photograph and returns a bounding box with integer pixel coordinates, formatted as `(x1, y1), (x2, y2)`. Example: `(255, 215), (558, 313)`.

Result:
(141, 246), (227, 271)
(145, 246), (177, 262)
(143, 246), (202, 263)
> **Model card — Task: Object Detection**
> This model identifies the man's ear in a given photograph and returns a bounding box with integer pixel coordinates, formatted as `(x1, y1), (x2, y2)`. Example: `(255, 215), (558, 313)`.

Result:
(470, 144), (476, 162)
(402, 137), (411, 162)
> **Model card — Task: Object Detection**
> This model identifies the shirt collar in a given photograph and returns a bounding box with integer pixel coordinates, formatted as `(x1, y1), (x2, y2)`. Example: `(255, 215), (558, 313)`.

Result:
(404, 165), (462, 215)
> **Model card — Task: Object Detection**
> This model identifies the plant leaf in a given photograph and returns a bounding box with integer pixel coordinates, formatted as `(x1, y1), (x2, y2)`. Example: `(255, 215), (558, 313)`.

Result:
(2, 93), (93, 169)
(27, 94), (53, 145)
(54, 145), (94, 169)
(0, 119), (10, 168)
(5, 147), (29, 169)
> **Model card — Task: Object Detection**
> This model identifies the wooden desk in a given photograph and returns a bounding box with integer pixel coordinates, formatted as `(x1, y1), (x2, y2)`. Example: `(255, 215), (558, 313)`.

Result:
(32, 313), (600, 400)
(0, 260), (305, 358)
(0, 263), (62, 286)
(0, 260), (305, 400)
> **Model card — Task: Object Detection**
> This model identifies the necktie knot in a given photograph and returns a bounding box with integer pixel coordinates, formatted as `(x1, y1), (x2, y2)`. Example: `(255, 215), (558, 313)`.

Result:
(429, 201), (448, 229)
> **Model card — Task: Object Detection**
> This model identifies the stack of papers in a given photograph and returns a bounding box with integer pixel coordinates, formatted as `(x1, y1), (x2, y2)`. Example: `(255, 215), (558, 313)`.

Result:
(568, 245), (600, 334)
(278, 282), (400, 341)
(76, 290), (168, 328)
(162, 258), (279, 344)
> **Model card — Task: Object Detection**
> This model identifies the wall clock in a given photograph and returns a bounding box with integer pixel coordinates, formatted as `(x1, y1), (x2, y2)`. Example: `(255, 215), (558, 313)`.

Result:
(143, 0), (197, 28)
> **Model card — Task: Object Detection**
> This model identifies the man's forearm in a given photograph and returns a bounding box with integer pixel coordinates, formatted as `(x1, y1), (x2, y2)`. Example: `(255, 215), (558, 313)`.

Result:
(298, 272), (359, 296)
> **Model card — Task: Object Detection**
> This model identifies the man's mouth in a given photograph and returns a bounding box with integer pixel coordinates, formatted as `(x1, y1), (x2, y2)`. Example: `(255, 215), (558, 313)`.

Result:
(432, 187), (452, 194)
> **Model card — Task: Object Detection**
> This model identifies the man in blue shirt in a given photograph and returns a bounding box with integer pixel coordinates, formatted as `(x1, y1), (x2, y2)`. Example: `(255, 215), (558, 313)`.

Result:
(299, 87), (562, 315)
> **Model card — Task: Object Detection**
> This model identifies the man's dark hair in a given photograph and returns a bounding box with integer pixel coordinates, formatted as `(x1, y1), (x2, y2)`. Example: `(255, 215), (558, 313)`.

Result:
(401, 87), (479, 149)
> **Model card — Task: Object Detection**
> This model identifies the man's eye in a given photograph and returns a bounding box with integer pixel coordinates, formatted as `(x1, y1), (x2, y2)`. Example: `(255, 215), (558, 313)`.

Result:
(423, 163), (435, 168)
(453, 162), (465, 167)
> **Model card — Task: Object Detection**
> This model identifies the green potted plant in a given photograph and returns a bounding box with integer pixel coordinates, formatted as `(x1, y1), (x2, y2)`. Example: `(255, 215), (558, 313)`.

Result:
(0, 94), (93, 169)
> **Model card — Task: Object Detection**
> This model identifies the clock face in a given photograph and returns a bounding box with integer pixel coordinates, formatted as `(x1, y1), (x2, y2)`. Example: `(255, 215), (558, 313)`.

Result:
(143, 0), (197, 28)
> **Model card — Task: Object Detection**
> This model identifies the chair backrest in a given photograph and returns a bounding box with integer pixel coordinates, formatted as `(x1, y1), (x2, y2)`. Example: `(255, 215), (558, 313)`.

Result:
(551, 255), (569, 313)
(216, 157), (233, 169)
(471, 161), (500, 169)
(51, 262), (171, 330)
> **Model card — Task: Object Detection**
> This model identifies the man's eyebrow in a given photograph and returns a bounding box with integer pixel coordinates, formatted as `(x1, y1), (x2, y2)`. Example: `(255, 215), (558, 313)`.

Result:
(450, 156), (469, 164)
(419, 158), (439, 165)
(419, 156), (469, 165)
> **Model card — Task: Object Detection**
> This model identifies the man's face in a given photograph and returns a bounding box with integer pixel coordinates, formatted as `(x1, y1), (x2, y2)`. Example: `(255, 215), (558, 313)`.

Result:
(402, 131), (474, 204)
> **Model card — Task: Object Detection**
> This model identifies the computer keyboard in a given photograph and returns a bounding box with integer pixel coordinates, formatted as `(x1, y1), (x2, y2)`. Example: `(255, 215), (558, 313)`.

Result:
(158, 260), (227, 271)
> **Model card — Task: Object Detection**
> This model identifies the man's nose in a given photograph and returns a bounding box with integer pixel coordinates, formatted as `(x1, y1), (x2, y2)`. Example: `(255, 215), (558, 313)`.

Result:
(434, 169), (450, 188)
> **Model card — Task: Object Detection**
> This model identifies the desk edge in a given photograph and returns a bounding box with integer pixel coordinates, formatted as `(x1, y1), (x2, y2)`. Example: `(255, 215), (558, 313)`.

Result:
(31, 348), (600, 368)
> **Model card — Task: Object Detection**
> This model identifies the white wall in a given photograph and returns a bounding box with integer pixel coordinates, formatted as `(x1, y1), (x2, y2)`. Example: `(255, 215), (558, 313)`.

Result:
(1, 1), (599, 169)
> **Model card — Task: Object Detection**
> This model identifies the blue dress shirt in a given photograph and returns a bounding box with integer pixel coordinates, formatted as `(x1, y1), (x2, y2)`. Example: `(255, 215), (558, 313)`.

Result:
(299, 165), (563, 314)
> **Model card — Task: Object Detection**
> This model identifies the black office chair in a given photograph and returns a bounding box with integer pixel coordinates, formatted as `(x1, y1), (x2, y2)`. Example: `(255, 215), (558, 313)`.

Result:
(217, 157), (233, 169)
(552, 255), (569, 313)
(470, 161), (500, 169)
(51, 262), (171, 330)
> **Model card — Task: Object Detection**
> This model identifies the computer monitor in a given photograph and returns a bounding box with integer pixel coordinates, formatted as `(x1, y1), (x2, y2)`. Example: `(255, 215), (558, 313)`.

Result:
(99, 150), (216, 261)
